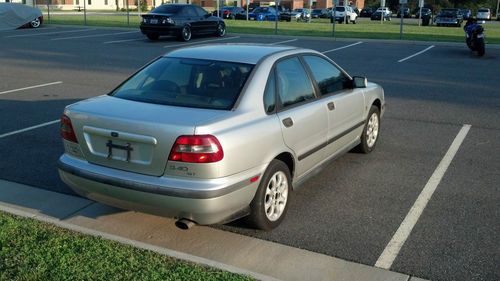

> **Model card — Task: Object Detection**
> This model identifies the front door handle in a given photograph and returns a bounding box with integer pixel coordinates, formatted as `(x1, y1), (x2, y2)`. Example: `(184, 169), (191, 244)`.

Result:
(282, 117), (294, 128)
(327, 102), (335, 111)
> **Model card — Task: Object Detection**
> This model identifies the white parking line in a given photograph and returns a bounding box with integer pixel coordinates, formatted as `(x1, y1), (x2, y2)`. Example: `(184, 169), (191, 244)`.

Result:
(321, 41), (363, 54)
(52, 31), (139, 41)
(103, 38), (145, 44)
(163, 36), (240, 48)
(0, 120), (60, 139)
(398, 45), (435, 63)
(270, 38), (298, 45)
(375, 124), (471, 270)
(0, 81), (63, 96)
(5, 29), (96, 38)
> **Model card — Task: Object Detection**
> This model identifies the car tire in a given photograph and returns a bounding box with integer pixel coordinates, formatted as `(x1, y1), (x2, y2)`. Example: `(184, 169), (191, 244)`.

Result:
(247, 159), (291, 230)
(30, 17), (41, 28)
(146, 33), (159, 40)
(356, 105), (380, 154)
(215, 22), (226, 37)
(179, 25), (191, 42)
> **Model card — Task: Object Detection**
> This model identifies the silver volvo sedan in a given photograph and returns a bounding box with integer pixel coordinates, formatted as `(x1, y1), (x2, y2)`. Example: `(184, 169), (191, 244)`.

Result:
(58, 44), (385, 230)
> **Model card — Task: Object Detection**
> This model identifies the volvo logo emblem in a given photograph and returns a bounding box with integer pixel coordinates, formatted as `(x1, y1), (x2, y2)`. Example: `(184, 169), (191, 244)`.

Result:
(111, 132), (119, 137)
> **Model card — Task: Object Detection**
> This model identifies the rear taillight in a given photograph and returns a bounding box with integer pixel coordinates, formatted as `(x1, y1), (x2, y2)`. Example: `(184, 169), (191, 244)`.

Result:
(60, 115), (78, 143)
(169, 135), (223, 163)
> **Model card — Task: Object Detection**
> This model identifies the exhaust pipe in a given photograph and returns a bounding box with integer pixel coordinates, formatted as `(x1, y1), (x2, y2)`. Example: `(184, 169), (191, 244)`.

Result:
(175, 218), (196, 230)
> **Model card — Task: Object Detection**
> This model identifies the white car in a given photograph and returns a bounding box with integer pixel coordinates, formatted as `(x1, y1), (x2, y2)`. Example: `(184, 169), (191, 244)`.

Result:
(376, 7), (392, 17)
(331, 6), (358, 24)
(476, 8), (491, 21)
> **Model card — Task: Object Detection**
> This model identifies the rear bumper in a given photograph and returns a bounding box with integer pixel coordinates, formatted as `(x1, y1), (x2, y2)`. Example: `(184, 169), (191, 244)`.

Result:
(140, 25), (181, 36)
(58, 154), (263, 225)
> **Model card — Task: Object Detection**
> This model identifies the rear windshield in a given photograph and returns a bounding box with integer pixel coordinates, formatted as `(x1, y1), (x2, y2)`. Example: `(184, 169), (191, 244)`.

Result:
(110, 57), (254, 110)
(151, 5), (182, 14)
(478, 9), (489, 12)
(335, 7), (345, 12)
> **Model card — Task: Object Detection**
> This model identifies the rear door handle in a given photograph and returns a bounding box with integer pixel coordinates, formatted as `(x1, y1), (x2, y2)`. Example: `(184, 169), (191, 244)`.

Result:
(327, 102), (335, 111)
(282, 117), (294, 128)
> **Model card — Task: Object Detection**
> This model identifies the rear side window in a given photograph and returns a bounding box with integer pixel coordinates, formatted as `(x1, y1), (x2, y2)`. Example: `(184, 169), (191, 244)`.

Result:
(303, 55), (351, 96)
(275, 57), (315, 108)
(110, 57), (253, 110)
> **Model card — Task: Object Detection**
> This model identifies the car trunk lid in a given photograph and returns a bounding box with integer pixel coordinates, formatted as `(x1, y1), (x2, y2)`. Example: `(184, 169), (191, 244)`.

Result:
(66, 95), (226, 176)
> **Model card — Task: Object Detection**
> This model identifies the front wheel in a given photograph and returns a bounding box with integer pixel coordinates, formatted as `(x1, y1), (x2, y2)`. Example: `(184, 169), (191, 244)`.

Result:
(30, 17), (41, 28)
(247, 160), (291, 230)
(215, 23), (226, 37)
(356, 105), (380, 154)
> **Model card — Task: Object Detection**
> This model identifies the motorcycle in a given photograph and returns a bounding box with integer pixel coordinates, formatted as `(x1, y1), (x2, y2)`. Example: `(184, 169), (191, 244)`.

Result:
(464, 19), (485, 57)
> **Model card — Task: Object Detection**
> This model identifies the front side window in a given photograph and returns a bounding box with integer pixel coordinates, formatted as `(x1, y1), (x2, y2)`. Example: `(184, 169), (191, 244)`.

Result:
(110, 57), (253, 110)
(303, 55), (351, 96)
(275, 57), (315, 108)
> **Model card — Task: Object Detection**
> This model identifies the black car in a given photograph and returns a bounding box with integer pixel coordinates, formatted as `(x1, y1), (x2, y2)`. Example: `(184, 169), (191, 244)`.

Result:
(311, 8), (330, 18)
(140, 4), (225, 41)
(212, 6), (247, 19)
(414, 7), (432, 18)
(434, 8), (463, 27)
(360, 7), (375, 17)
(397, 7), (410, 18)
(371, 11), (391, 21)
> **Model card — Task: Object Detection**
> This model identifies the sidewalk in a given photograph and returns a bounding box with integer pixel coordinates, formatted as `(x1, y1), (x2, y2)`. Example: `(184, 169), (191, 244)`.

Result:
(0, 179), (427, 281)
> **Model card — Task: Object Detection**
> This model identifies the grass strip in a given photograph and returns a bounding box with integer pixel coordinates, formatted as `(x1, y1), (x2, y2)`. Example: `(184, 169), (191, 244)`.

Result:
(44, 15), (500, 44)
(0, 211), (253, 281)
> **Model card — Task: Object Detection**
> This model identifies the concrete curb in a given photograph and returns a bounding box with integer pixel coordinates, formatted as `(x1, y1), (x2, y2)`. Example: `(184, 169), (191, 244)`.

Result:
(0, 179), (427, 281)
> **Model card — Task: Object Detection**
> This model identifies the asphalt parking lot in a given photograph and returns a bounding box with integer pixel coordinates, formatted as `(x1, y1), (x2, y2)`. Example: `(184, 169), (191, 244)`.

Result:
(0, 26), (499, 281)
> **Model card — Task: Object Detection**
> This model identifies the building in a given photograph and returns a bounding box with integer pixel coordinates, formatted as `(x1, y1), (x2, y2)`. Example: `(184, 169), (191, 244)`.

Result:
(1, 0), (363, 11)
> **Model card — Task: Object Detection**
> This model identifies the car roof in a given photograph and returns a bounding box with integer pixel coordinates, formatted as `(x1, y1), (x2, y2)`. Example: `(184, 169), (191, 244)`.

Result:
(164, 44), (299, 64)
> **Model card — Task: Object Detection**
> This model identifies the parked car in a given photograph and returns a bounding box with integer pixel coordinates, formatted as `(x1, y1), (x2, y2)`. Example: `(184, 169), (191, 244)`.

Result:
(360, 7), (375, 17)
(58, 44), (385, 231)
(311, 8), (330, 18)
(212, 6), (246, 20)
(397, 7), (410, 18)
(330, 6), (358, 24)
(272, 5), (292, 22)
(377, 7), (392, 17)
(0, 3), (43, 30)
(370, 10), (391, 21)
(414, 7), (432, 18)
(248, 6), (278, 21)
(460, 9), (472, 20)
(434, 8), (463, 27)
(476, 8), (491, 21)
(291, 8), (311, 21)
(140, 4), (225, 41)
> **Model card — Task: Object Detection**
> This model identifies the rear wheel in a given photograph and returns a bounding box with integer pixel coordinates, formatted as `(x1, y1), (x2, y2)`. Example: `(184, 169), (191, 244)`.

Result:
(30, 17), (41, 28)
(477, 38), (485, 56)
(247, 160), (291, 230)
(146, 33), (159, 40)
(179, 25), (192, 42)
(356, 105), (380, 154)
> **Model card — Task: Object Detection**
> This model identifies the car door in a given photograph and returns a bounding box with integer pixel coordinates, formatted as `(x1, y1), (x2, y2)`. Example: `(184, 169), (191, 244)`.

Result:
(302, 55), (365, 156)
(272, 56), (329, 177)
(183, 6), (202, 33)
(193, 5), (216, 33)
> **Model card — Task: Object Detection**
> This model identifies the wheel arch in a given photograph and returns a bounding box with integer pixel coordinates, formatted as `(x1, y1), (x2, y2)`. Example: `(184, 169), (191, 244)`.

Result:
(274, 152), (295, 179)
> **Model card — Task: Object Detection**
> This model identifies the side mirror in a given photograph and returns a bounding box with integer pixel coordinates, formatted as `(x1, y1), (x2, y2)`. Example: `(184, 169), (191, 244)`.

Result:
(353, 76), (367, 88)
